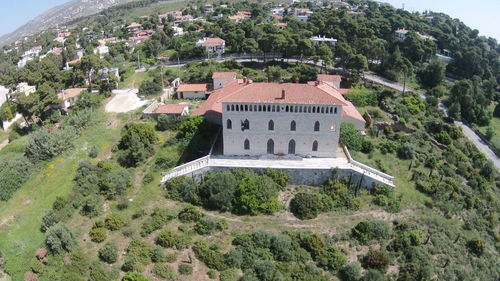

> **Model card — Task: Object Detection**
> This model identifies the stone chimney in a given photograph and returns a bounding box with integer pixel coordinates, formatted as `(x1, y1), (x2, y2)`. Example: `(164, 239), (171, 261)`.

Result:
(295, 77), (300, 83)
(264, 77), (269, 83)
(243, 77), (247, 84)
(281, 89), (285, 99)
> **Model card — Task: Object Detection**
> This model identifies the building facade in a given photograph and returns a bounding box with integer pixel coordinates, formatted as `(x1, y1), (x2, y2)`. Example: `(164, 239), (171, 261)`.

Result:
(222, 101), (341, 157)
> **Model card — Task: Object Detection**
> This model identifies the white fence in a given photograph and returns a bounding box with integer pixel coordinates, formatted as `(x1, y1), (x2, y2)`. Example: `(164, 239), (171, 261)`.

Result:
(160, 155), (210, 184)
(342, 145), (395, 187)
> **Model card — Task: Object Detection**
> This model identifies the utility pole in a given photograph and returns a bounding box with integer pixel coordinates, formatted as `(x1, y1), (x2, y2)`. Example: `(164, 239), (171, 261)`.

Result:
(137, 52), (140, 69)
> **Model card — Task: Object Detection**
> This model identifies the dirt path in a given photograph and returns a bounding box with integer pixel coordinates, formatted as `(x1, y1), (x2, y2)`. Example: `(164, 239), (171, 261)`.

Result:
(0, 138), (8, 151)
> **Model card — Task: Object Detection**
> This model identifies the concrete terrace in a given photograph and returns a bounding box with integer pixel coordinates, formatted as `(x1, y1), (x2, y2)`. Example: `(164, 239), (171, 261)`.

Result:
(160, 146), (395, 188)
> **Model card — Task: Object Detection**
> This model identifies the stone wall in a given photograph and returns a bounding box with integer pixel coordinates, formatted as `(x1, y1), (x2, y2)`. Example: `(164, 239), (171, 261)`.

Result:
(179, 165), (384, 189)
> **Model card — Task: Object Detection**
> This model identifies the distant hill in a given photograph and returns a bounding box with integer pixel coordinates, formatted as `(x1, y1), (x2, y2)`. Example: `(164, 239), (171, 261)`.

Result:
(0, 0), (136, 47)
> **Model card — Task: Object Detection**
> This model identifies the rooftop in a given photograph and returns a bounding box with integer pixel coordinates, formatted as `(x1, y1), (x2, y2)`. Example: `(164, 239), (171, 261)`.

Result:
(202, 37), (225, 46)
(317, 74), (342, 82)
(57, 88), (86, 100)
(177, 84), (208, 92)
(155, 104), (188, 114)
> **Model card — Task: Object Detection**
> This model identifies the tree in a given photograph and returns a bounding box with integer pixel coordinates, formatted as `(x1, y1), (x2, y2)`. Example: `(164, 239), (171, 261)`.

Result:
(25, 128), (76, 161)
(99, 243), (118, 263)
(139, 80), (162, 96)
(44, 223), (76, 253)
(362, 249), (391, 270)
(340, 122), (363, 151)
(290, 192), (325, 220)
(122, 272), (151, 281)
(119, 123), (158, 150)
(418, 61), (445, 88)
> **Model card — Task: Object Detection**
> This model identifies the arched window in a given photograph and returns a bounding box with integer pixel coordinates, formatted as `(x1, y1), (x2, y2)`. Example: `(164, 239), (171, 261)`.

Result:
(226, 119), (232, 129)
(312, 141), (318, 151)
(236, 104), (239, 111)
(330, 122), (337, 132)
(226, 105), (230, 111)
(286, 105), (289, 112)
(290, 120), (296, 131)
(231, 104), (235, 111)
(268, 120), (274, 131)
(334, 107), (337, 114)
(314, 121), (320, 131)
(267, 139), (274, 154)
(312, 107), (316, 113)
(244, 139), (250, 150)
(245, 105), (248, 111)
(242, 119), (250, 130)
(288, 139), (296, 154)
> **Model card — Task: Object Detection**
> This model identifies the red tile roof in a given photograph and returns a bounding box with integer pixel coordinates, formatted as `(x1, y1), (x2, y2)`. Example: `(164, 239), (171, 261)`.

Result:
(177, 84), (208, 92)
(317, 74), (342, 82)
(212, 72), (236, 79)
(155, 104), (187, 114)
(203, 38), (225, 46)
(220, 82), (348, 105)
(193, 81), (365, 124)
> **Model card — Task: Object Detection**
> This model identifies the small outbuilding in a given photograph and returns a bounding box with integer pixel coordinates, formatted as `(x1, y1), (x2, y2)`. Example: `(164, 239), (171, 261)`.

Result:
(176, 84), (208, 99)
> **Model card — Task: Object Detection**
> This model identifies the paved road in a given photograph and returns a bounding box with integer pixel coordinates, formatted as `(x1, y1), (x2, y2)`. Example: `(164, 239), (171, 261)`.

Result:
(364, 72), (500, 169)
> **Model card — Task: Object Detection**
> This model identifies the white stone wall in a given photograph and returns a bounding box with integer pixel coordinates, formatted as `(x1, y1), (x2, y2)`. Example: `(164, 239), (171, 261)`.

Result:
(222, 102), (341, 157)
(177, 91), (207, 99)
(213, 77), (233, 90)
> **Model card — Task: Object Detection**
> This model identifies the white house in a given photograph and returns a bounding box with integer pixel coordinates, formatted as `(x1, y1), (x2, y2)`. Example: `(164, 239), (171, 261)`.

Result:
(16, 83), (36, 96)
(93, 44), (109, 59)
(176, 84), (209, 99)
(0, 85), (9, 107)
(17, 45), (42, 68)
(294, 8), (313, 22)
(196, 37), (225, 54)
(212, 72), (236, 90)
(311, 35), (337, 47)
(193, 78), (366, 156)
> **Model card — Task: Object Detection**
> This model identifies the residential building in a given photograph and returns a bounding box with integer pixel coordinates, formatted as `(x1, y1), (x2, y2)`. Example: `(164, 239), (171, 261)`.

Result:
(126, 23), (143, 33)
(16, 83), (36, 96)
(212, 72), (236, 90)
(270, 7), (285, 16)
(228, 11), (251, 22)
(395, 29), (436, 41)
(93, 44), (109, 59)
(0, 85), (9, 107)
(274, 22), (288, 30)
(17, 45), (42, 68)
(172, 26), (185, 36)
(155, 104), (189, 116)
(311, 35), (337, 47)
(193, 78), (365, 140)
(196, 37), (225, 54)
(294, 8), (313, 22)
(176, 84), (209, 99)
(317, 74), (341, 89)
(57, 88), (86, 109)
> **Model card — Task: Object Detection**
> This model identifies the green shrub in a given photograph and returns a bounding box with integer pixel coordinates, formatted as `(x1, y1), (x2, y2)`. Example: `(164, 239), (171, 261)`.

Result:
(290, 192), (332, 220)
(194, 217), (228, 235)
(316, 246), (347, 272)
(156, 115), (184, 131)
(178, 205), (204, 223)
(199, 172), (238, 211)
(99, 242), (118, 263)
(41, 210), (61, 232)
(88, 145), (99, 158)
(89, 227), (106, 243)
(122, 272), (151, 281)
(0, 155), (33, 201)
(105, 214), (125, 231)
(178, 263), (193, 275)
(263, 168), (290, 189)
(352, 221), (391, 244)
(340, 262), (362, 281)
(207, 269), (217, 279)
(156, 230), (191, 249)
(140, 208), (176, 236)
(345, 87), (378, 107)
(25, 128), (76, 161)
(165, 176), (200, 205)
(30, 258), (44, 273)
(219, 269), (239, 281)
(361, 269), (384, 281)
(100, 169), (133, 199)
(192, 241), (227, 271)
(362, 249), (391, 271)
(152, 263), (176, 279)
(80, 196), (103, 218)
(467, 237), (486, 256)
(44, 223), (75, 253)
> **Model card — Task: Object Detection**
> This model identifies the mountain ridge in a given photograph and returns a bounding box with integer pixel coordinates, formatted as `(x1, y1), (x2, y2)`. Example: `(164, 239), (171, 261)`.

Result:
(0, 0), (136, 47)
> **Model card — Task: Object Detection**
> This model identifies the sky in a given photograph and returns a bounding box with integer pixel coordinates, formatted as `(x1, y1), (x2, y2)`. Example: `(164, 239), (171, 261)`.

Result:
(379, 0), (500, 41)
(0, 0), (69, 37)
(0, 0), (499, 40)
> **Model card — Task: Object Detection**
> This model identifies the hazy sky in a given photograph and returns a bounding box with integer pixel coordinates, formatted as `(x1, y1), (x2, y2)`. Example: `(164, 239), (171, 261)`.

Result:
(0, 0), (499, 40)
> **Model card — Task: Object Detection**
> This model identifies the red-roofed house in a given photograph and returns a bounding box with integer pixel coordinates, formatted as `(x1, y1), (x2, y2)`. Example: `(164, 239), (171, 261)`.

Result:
(176, 84), (209, 99)
(317, 74), (342, 89)
(57, 88), (87, 109)
(155, 104), (189, 116)
(193, 78), (365, 157)
(196, 38), (225, 54)
(212, 72), (237, 90)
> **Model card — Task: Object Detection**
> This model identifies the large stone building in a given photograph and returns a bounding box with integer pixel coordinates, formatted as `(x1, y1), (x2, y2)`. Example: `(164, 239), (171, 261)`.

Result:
(194, 74), (365, 157)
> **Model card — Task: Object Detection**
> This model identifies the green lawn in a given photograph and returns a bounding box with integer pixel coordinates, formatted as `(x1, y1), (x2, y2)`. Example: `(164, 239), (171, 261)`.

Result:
(0, 114), (121, 281)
